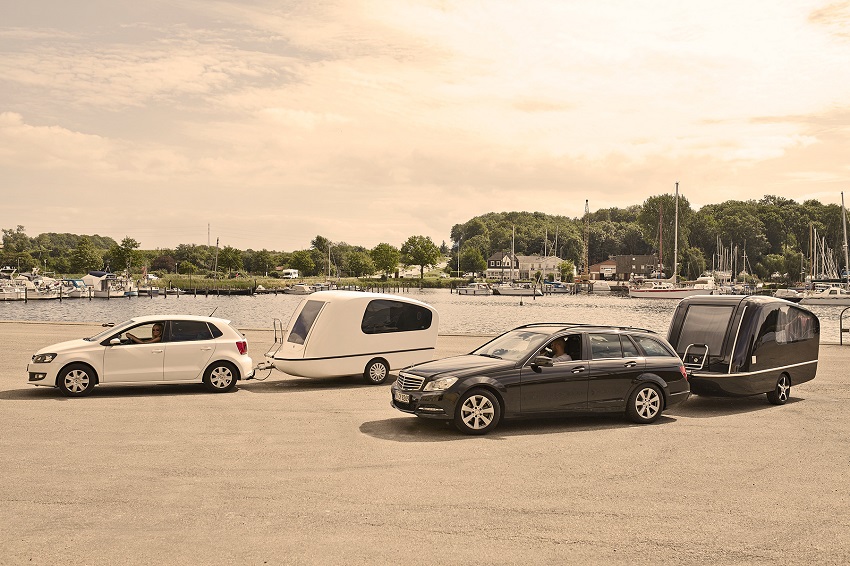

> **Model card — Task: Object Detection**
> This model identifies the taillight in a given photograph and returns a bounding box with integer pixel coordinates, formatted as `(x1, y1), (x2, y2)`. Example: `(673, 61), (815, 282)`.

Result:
(236, 340), (248, 355)
(679, 364), (688, 381)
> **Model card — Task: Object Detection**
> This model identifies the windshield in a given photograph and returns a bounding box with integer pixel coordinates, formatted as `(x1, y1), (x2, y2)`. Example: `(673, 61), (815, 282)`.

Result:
(471, 330), (551, 362)
(85, 319), (136, 341)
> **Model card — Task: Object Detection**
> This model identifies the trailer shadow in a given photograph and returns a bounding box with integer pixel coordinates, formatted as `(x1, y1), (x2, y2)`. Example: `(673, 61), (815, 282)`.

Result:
(360, 414), (677, 442)
(238, 374), (390, 393)
(0, 383), (216, 401)
(666, 394), (803, 418)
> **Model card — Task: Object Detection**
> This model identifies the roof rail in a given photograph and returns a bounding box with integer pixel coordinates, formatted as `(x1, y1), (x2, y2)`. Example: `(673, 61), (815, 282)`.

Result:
(513, 322), (657, 334)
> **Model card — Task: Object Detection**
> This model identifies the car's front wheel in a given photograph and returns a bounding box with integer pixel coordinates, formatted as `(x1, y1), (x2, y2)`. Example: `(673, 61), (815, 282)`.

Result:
(454, 388), (501, 435)
(57, 363), (96, 397)
(203, 362), (238, 393)
(363, 358), (390, 384)
(767, 374), (791, 405)
(626, 383), (663, 424)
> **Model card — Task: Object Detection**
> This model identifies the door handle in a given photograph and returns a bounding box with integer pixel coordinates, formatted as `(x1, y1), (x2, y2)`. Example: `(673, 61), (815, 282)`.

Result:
(152, 349), (163, 354)
(200, 347), (213, 351)
(571, 366), (586, 374)
(624, 361), (637, 367)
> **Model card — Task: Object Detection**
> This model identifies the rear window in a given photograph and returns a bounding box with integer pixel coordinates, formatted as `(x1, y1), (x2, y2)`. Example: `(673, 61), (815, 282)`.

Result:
(589, 333), (623, 359)
(171, 320), (214, 342)
(633, 335), (675, 357)
(674, 305), (735, 357)
(287, 300), (325, 345)
(361, 300), (433, 334)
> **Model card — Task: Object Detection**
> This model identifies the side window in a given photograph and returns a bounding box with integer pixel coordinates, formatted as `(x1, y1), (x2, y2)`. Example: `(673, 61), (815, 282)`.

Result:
(621, 335), (640, 357)
(287, 300), (325, 345)
(778, 307), (817, 343)
(121, 322), (165, 344)
(634, 335), (675, 357)
(755, 308), (780, 351)
(171, 320), (214, 342)
(209, 323), (224, 338)
(361, 300), (433, 334)
(589, 333), (622, 359)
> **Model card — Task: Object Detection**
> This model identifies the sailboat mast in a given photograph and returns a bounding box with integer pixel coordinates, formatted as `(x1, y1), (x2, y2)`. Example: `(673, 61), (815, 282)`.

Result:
(673, 182), (679, 286)
(842, 192), (849, 288)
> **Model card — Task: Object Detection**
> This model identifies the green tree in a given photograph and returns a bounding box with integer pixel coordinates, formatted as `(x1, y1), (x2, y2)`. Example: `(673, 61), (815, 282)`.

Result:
(401, 235), (441, 286)
(1, 225), (32, 253)
(105, 237), (142, 273)
(459, 247), (486, 276)
(253, 249), (275, 276)
(289, 250), (315, 275)
(69, 237), (103, 273)
(558, 260), (575, 282)
(151, 255), (176, 272)
(346, 251), (376, 277)
(217, 246), (243, 274)
(371, 243), (401, 277)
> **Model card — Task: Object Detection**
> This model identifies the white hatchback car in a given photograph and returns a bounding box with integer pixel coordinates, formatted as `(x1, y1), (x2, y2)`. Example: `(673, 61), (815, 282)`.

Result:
(27, 315), (254, 396)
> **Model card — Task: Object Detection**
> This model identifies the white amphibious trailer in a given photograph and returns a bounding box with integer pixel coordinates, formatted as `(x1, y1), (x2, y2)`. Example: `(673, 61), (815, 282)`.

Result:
(265, 291), (439, 384)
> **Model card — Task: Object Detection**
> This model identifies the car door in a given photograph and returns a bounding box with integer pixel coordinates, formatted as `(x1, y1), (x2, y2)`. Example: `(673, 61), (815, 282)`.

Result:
(587, 333), (646, 410)
(164, 320), (217, 381)
(520, 333), (589, 413)
(102, 325), (165, 383)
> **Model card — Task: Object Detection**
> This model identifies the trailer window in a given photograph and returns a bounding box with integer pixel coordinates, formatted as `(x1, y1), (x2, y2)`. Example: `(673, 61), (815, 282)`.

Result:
(676, 305), (735, 357)
(778, 307), (817, 343)
(287, 300), (325, 345)
(361, 300), (433, 334)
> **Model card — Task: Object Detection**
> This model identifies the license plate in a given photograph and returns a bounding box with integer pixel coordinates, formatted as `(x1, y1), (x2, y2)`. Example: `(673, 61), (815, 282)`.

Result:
(394, 391), (410, 403)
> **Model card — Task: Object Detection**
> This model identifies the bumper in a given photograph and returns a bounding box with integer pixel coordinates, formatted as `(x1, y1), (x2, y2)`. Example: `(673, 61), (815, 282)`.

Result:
(666, 388), (690, 407)
(26, 362), (58, 387)
(390, 384), (458, 420)
(689, 372), (775, 397)
(237, 356), (255, 380)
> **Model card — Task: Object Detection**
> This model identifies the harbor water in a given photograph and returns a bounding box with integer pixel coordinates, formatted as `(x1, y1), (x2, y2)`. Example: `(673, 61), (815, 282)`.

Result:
(2, 289), (848, 343)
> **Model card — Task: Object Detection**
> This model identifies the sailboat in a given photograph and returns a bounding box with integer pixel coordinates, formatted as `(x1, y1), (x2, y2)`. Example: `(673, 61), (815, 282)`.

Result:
(491, 226), (543, 297)
(629, 183), (714, 299)
(799, 191), (850, 306)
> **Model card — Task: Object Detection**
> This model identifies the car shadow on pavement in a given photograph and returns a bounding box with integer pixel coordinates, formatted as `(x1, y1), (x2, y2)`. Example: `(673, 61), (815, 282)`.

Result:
(0, 384), (218, 400)
(666, 394), (803, 418)
(360, 414), (677, 442)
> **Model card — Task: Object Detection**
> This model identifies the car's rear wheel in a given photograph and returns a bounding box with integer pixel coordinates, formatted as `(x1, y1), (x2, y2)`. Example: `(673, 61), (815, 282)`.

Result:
(767, 374), (791, 405)
(57, 363), (96, 397)
(363, 358), (390, 384)
(454, 388), (501, 435)
(626, 383), (663, 424)
(203, 362), (238, 393)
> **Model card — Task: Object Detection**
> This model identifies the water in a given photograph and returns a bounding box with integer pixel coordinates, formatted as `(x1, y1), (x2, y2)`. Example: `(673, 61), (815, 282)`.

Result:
(2, 290), (847, 342)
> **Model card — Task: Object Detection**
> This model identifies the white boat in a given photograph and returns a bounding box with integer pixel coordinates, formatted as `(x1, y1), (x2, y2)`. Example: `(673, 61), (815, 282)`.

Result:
(628, 280), (710, 299)
(457, 282), (491, 296)
(491, 282), (543, 296)
(799, 286), (850, 306)
(590, 280), (612, 293)
(61, 279), (89, 298)
(283, 284), (315, 295)
(0, 282), (26, 301)
(774, 288), (803, 302)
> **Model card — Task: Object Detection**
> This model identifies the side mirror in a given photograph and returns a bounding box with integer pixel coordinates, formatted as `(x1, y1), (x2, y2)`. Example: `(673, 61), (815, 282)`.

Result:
(109, 338), (121, 345)
(530, 356), (551, 373)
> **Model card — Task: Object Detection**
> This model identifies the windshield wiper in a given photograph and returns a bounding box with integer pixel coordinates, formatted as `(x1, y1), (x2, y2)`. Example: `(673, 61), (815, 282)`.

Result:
(477, 353), (502, 359)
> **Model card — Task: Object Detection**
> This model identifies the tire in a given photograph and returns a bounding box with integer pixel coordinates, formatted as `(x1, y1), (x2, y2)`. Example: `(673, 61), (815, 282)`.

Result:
(454, 388), (501, 435)
(626, 383), (663, 424)
(363, 359), (390, 385)
(57, 363), (96, 397)
(767, 374), (791, 405)
(203, 362), (238, 393)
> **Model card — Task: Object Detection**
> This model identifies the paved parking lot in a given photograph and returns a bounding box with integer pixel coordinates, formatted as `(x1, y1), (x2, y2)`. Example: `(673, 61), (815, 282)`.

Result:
(1, 321), (849, 565)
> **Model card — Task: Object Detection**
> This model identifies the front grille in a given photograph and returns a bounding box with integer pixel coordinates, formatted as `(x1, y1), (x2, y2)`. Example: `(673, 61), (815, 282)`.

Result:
(396, 372), (425, 391)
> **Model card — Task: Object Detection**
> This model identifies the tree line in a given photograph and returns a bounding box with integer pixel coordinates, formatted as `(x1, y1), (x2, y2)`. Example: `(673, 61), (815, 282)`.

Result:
(2, 194), (847, 284)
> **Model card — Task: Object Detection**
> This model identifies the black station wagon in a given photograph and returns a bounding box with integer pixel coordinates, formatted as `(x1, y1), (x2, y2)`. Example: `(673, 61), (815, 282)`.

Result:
(390, 323), (690, 434)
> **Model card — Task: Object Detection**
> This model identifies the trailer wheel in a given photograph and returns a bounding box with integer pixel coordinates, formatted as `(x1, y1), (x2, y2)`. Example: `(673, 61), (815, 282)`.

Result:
(767, 374), (790, 405)
(363, 358), (390, 384)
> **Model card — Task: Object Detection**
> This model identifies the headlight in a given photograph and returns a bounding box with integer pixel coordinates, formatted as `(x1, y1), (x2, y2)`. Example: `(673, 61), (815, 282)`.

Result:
(32, 353), (57, 364)
(423, 376), (458, 391)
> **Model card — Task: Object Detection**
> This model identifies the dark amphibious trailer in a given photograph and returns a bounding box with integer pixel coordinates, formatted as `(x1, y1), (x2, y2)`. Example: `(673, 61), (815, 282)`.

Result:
(667, 295), (819, 404)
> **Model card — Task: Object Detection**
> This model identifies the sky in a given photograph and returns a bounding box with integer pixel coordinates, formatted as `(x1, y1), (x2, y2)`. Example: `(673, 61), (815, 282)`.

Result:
(2, 1), (850, 252)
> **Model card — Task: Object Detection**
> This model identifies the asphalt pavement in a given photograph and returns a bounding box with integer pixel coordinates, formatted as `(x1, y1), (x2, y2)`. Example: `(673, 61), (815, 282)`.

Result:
(1, 321), (848, 565)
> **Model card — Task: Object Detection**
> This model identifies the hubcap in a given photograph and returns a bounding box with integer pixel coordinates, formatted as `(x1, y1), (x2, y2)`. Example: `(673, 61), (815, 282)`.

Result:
(777, 376), (790, 402)
(64, 369), (89, 393)
(460, 395), (495, 430)
(635, 387), (661, 419)
(369, 363), (386, 382)
(210, 366), (233, 389)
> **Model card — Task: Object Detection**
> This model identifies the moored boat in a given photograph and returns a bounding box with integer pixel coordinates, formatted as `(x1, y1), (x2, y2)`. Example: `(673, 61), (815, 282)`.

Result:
(457, 282), (491, 295)
(491, 282), (543, 296)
